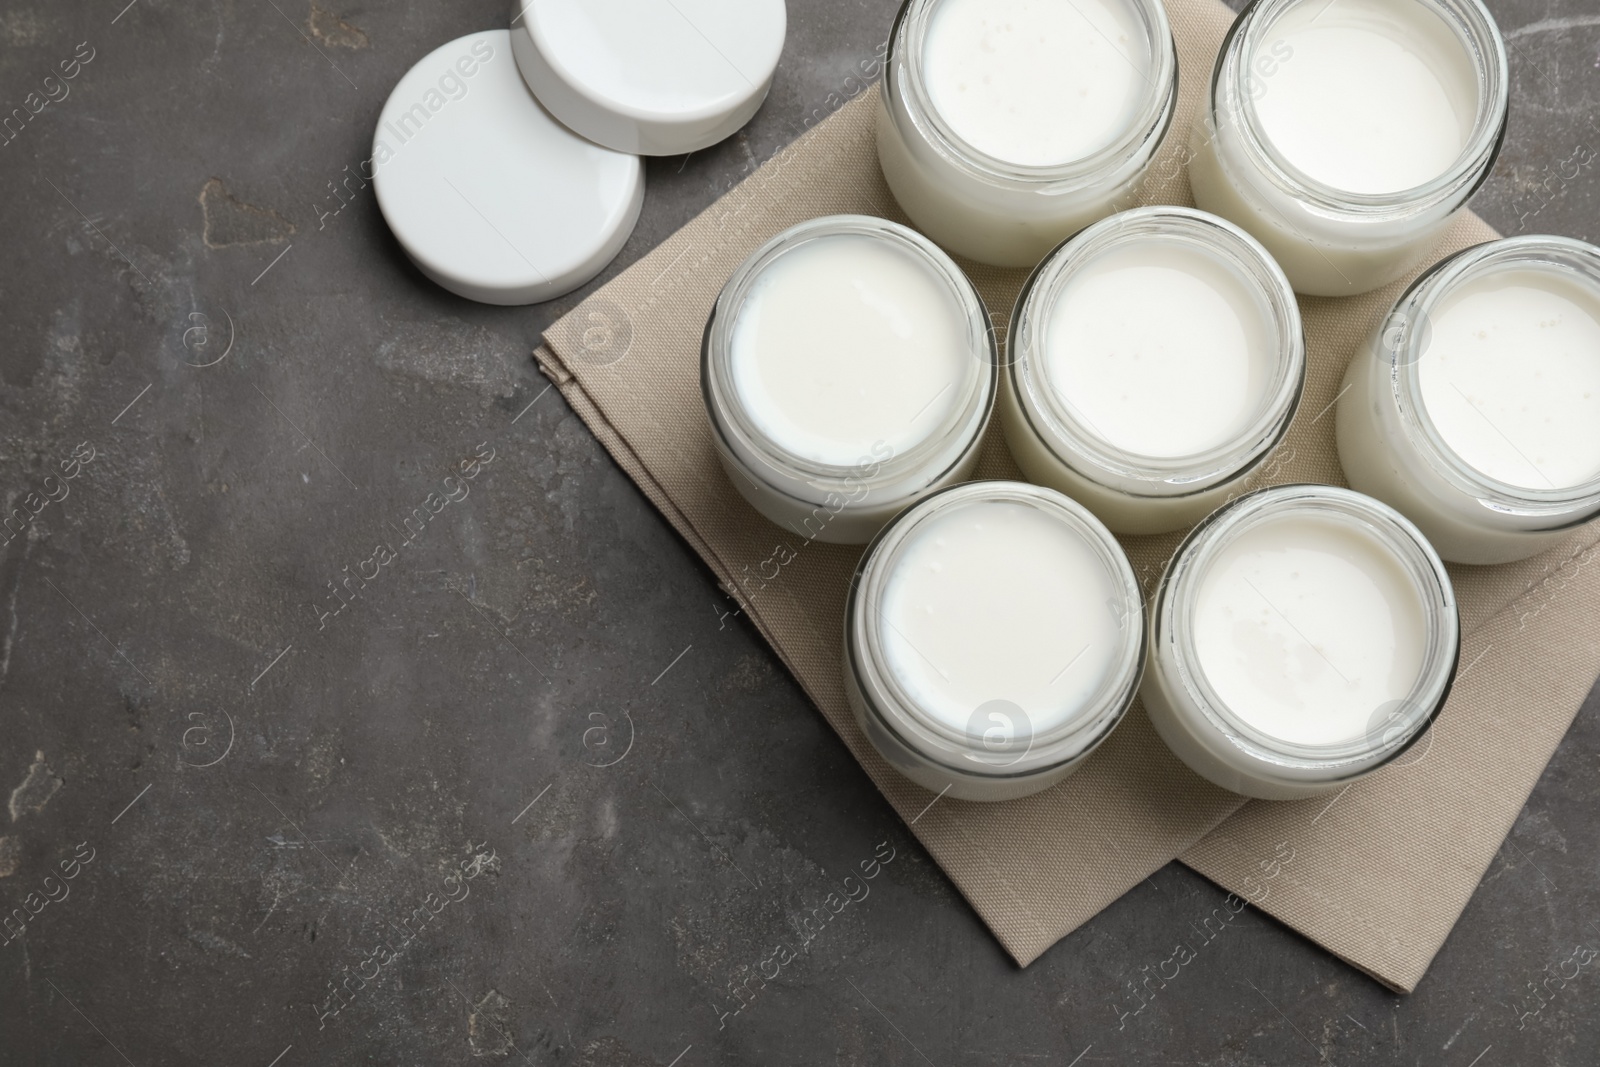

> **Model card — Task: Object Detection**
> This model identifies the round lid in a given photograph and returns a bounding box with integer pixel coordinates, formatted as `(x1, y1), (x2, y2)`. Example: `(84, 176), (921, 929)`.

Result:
(372, 30), (644, 306)
(509, 0), (787, 156)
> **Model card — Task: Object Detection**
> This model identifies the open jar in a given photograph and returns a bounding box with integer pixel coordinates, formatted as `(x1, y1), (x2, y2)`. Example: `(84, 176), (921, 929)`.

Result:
(702, 215), (996, 545)
(876, 0), (1178, 268)
(1337, 235), (1600, 565)
(1189, 0), (1508, 296)
(1143, 485), (1460, 800)
(845, 481), (1146, 802)
(1000, 207), (1305, 536)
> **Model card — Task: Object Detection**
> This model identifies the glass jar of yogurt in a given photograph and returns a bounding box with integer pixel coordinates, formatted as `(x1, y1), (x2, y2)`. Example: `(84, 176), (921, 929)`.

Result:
(876, 0), (1179, 268)
(1189, 0), (1508, 296)
(1143, 485), (1460, 800)
(1337, 235), (1600, 564)
(1001, 207), (1305, 535)
(702, 215), (997, 545)
(846, 481), (1145, 802)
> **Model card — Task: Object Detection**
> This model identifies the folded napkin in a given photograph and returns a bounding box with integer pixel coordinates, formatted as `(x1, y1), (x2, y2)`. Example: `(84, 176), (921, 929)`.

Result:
(535, 0), (1600, 992)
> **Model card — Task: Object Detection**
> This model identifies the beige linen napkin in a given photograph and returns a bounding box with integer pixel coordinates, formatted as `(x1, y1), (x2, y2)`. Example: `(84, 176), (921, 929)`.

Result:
(535, 0), (1600, 992)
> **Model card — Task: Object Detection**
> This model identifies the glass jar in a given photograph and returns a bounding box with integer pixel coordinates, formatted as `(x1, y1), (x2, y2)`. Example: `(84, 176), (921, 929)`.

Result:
(1001, 207), (1305, 535)
(1143, 485), (1460, 800)
(1337, 235), (1600, 565)
(845, 481), (1145, 802)
(876, 0), (1179, 268)
(1189, 0), (1508, 297)
(703, 215), (996, 545)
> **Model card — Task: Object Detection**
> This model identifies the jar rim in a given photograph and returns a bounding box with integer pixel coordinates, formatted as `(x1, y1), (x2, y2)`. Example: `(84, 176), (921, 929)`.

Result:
(847, 481), (1146, 780)
(1216, 0), (1509, 217)
(883, 0), (1180, 189)
(702, 215), (997, 504)
(1152, 485), (1460, 783)
(1382, 235), (1600, 524)
(1009, 206), (1306, 498)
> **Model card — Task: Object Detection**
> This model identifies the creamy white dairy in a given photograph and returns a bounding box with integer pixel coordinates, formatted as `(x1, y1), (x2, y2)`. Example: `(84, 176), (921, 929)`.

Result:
(876, 0), (1177, 267)
(845, 482), (1144, 802)
(1000, 208), (1303, 536)
(704, 217), (994, 545)
(922, 0), (1147, 167)
(1418, 269), (1600, 491)
(1192, 515), (1427, 747)
(1188, 0), (1506, 296)
(1253, 0), (1476, 195)
(1042, 241), (1274, 457)
(1337, 237), (1600, 565)
(878, 498), (1121, 734)
(1140, 486), (1458, 800)
(729, 232), (969, 467)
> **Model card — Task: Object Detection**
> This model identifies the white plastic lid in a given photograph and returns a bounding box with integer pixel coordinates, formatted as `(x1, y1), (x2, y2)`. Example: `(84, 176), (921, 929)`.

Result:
(509, 0), (787, 156)
(372, 30), (644, 305)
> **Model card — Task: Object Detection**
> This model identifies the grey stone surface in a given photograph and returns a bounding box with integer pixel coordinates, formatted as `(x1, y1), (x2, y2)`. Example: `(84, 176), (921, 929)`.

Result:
(0, 0), (1598, 1064)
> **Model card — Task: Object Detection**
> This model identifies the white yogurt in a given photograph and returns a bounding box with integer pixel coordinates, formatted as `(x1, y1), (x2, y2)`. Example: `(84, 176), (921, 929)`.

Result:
(876, 0), (1177, 267)
(1251, 0), (1475, 195)
(729, 233), (968, 467)
(1418, 269), (1600, 491)
(846, 482), (1145, 802)
(1189, 0), (1507, 296)
(1041, 241), (1273, 457)
(878, 498), (1122, 732)
(1001, 208), (1303, 535)
(1338, 236), (1600, 564)
(922, 0), (1148, 167)
(703, 216), (995, 545)
(1191, 515), (1427, 747)
(1142, 486), (1458, 800)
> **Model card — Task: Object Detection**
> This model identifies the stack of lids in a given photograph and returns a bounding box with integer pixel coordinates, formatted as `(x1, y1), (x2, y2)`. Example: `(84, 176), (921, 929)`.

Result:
(373, 1), (788, 305)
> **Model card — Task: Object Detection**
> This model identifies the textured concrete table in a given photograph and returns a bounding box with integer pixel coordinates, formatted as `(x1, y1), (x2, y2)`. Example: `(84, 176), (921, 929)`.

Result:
(2, 1), (1598, 1064)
